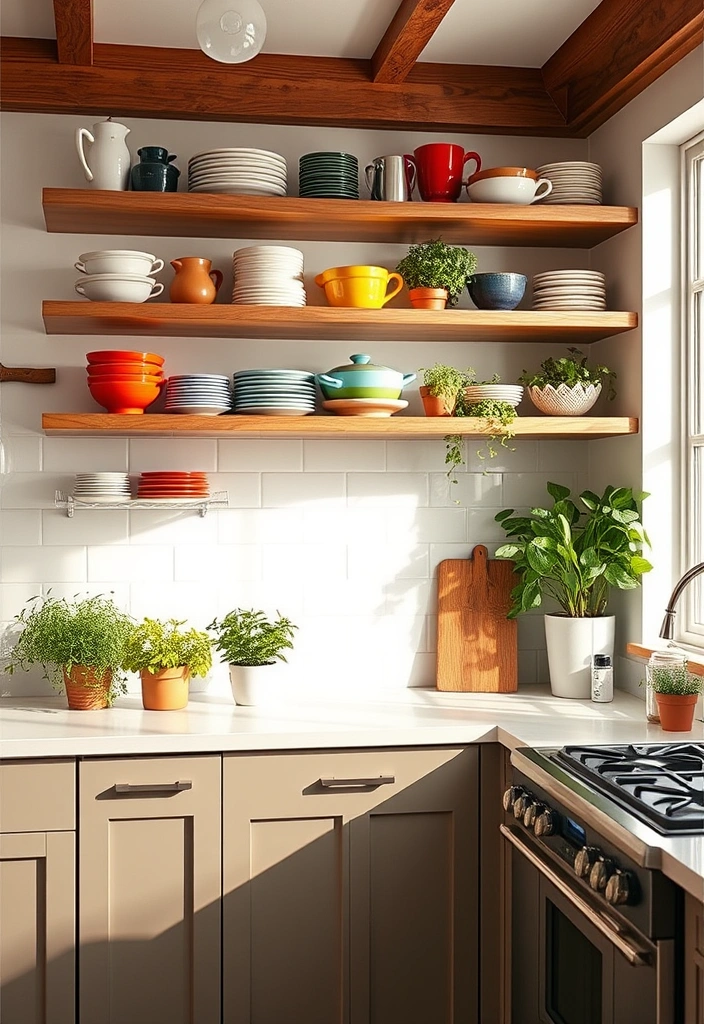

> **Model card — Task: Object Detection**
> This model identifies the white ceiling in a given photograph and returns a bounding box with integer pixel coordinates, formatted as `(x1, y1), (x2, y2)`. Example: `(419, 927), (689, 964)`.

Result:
(1, 0), (603, 67)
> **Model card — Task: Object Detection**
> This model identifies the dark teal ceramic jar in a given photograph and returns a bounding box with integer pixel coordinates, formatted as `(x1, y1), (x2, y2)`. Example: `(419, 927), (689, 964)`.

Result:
(131, 147), (180, 192)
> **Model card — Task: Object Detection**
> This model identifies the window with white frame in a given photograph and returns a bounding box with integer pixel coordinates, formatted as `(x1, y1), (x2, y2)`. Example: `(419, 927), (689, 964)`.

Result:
(683, 133), (704, 645)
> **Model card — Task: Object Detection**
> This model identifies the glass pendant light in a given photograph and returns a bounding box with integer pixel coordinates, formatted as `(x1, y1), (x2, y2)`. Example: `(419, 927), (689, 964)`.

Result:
(196, 0), (267, 64)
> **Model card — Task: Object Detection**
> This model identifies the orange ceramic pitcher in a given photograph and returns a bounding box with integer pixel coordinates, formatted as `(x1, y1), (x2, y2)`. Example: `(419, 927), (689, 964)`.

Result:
(169, 257), (223, 304)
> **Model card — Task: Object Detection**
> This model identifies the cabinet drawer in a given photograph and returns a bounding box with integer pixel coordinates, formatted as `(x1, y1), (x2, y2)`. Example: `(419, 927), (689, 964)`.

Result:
(0, 759), (75, 832)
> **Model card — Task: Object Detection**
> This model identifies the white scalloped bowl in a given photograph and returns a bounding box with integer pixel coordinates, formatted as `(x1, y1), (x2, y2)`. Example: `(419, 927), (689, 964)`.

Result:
(527, 382), (601, 416)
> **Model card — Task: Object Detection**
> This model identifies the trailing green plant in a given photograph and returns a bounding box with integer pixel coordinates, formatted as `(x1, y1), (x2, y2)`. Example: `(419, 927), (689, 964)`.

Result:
(124, 618), (212, 678)
(4, 593), (134, 704)
(646, 664), (703, 696)
(443, 376), (516, 486)
(420, 363), (473, 403)
(208, 608), (297, 667)
(396, 239), (478, 306)
(494, 482), (652, 618)
(518, 348), (616, 398)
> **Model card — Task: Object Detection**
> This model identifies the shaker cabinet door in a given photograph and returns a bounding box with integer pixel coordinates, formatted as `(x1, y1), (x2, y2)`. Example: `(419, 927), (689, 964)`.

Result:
(78, 756), (221, 1024)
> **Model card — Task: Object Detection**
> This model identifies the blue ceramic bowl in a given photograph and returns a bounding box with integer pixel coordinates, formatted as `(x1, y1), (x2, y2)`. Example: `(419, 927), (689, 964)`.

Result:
(466, 273), (527, 311)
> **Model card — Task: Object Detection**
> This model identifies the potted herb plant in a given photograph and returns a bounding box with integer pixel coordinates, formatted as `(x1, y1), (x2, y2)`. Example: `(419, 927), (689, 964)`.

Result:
(647, 661), (703, 732)
(419, 363), (472, 416)
(124, 617), (213, 711)
(518, 348), (616, 416)
(208, 608), (298, 707)
(495, 482), (652, 698)
(4, 593), (134, 709)
(396, 239), (478, 309)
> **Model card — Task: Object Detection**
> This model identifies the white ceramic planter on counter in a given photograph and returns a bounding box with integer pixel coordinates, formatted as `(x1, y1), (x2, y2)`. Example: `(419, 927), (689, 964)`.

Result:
(544, 614), (615, 698)
(229, 662), (293, 706)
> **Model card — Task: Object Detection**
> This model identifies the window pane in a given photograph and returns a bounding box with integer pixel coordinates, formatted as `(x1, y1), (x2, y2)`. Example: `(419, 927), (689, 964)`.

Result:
(695, 291), (703, 438)
(698, 156), (704, 282)
(693, 446), (704, 632)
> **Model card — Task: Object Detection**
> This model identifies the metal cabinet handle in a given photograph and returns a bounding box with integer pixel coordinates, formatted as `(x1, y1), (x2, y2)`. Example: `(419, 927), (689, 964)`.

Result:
(500, 825), (651, 967)
(114, 780), (192, 794)
(319, 775), (396, 789)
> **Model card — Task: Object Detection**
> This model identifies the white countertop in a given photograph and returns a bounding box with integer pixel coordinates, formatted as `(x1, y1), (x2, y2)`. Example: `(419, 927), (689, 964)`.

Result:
(1, 685), (703, 899)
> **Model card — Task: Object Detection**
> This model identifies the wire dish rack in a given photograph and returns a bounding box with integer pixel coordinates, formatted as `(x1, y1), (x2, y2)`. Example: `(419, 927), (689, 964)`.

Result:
(54, 490), (229, 518)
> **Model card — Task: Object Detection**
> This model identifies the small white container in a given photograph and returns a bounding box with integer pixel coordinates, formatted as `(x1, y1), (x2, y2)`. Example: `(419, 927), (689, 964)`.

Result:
(74, 274), (163, 303)
(528, 383), (601, 416)
(76, 249), (164, 276)
(466, 175), (553, 205)
(591, 654), (613, 702)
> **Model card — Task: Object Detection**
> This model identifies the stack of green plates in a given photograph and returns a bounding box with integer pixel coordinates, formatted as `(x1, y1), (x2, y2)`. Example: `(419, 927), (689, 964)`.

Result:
(299, 152), (359, 199)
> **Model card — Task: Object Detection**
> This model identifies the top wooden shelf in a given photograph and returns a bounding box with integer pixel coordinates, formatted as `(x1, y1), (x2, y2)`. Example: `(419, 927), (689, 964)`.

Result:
(42, 189), (638, 249)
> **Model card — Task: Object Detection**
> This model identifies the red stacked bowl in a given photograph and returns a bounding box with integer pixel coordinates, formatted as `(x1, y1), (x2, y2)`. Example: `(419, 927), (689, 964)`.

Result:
(136, 472), (210, 499)
(86, 350), (165, 414)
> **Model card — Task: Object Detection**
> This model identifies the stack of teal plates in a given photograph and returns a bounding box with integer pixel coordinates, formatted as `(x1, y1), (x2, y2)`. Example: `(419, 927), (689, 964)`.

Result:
(299, 152), (359, 199)
(232, 369), (318, 416)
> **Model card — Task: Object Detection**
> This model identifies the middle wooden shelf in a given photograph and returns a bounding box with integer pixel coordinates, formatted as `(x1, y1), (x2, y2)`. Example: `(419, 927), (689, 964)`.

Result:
(43, 302), (638, 344)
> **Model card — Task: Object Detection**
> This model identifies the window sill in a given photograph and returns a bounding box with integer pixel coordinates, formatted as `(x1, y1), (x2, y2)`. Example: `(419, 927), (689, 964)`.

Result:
(626, 642), (704, 676)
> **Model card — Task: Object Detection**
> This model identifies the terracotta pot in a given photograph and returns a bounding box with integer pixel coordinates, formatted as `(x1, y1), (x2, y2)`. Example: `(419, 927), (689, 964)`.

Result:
(408, 287), (448, 310)
(169, 257), (223, 304)
(63, 665), (112, 710)
(654, 692), (699, 732)
(140, 666), (190, 711)
(420, 385), (456, 417)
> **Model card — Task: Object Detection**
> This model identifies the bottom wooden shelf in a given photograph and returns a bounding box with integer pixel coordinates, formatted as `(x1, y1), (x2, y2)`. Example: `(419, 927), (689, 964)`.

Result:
(42, 413), (639, 439)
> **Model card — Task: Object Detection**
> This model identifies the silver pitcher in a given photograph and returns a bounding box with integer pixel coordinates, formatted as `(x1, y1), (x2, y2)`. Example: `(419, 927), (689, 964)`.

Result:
(364, 155), (416, 202)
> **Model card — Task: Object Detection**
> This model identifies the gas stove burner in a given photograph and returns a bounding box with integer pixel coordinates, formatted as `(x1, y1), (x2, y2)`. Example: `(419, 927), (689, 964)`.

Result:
(554, 742), (704, 834)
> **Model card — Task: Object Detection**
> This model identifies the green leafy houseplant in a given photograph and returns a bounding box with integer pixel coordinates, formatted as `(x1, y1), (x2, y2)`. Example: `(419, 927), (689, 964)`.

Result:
(647, 664), (702, 696)
(494, 482), (652, 618)
(420, 363), (472, 403)
(124, 618), (212, 678)
(208, 609), (297, 667)
(396, 239), (478, 307)
(4, 594), (134, 705)
(518, 348), (616, 395)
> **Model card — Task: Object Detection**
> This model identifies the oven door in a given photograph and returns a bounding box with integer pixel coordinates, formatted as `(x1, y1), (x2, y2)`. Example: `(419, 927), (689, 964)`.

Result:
(502, 825), (674, 1024)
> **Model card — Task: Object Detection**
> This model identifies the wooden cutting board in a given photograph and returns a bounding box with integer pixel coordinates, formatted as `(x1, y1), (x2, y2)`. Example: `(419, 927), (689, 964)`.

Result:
(436, 545), (517, 692)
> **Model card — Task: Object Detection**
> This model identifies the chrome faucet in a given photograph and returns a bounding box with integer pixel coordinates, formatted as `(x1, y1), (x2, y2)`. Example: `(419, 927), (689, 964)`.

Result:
(659, 562), (704, 639)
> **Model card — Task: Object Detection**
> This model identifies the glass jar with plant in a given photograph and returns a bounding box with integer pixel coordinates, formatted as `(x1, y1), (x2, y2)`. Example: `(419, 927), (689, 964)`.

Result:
(396, 239), (478, 309)
(494, 482), (652, 698)
(419, 363), (473, 417)
(124, 617), (213, 711)
(644, 658), (703, 732)
(518, 347), (616, 415)
(4, 593), (135, 709)
(208, 608), (298, 707)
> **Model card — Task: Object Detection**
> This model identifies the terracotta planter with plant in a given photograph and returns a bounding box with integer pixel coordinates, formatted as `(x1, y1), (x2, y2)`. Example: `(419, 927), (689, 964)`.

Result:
(4, 594), (134, 709)
(409, 288), (449, 310)
(396, 239), (477, 310)
(124, 617), (213, 711)
(519, 348), (617, 416)
(209, 608), (298, 707)
(648, 661), (702, 732)
(419, 364), (471, 417)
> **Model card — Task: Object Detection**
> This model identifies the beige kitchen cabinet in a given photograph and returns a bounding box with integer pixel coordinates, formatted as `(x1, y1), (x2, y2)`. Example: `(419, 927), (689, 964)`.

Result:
(685, 892), (704, 1024)
(223, 746), (478, 1024)
(78, 755), (221, 1024)
(0, 759), (76, 1024)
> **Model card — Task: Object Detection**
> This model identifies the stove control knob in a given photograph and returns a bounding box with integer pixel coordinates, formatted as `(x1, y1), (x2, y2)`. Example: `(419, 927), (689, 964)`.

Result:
(513, 793), (533, 820)
(589, 856), (615, 893)
(534, 807), (558, 837)
(503, 786), (524, 812)
(523, 801), (544, 830)
(574, 846), (599, 878)
(605, 870), (636, 906)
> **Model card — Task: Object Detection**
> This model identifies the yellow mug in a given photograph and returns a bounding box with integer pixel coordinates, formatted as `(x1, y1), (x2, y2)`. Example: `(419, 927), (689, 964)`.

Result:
(315, 265), (404, 308)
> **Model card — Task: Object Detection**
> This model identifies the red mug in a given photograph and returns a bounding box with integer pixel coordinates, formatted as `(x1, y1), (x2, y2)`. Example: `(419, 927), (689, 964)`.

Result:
(407, 144), (481, 203)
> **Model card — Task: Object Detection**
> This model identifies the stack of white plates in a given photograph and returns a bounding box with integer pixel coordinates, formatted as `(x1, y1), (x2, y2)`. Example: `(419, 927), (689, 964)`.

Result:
(188, 148), (287, 195)
(232, 369), (317, 416)
(73, 472), (131, 503)
(532, 270), (606, 310)
(164, 374), (232, 415)
(232, 245), (306, 307)
(463, 384), (524, 408)
(536, 162), (603, 204)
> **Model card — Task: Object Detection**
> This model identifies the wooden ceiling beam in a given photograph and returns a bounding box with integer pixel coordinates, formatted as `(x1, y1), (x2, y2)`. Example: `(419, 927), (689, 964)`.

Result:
(0, 38), (569, 135)
(542, 0), (704, 136)
(371, 0), (456, 84)
(52, 0), (93, 65)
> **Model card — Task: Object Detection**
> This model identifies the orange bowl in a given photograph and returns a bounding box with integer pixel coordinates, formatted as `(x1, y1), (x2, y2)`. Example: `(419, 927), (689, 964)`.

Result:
(88, 379), (162, 415)
(88, 373), (163, 385)
(88, 361), (164, 376)
(86, 350), (165, 366)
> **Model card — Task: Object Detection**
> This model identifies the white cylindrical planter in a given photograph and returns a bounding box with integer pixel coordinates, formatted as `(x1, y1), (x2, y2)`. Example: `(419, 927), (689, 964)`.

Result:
(229, 662), (290, 707)
(544, 615), (615, 699)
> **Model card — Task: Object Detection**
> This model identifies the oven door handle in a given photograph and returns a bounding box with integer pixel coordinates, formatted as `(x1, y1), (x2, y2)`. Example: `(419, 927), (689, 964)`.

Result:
(500, 825), (652, 967)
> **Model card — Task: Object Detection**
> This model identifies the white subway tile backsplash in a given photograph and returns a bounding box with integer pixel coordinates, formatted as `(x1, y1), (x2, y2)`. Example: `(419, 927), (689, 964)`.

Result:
(425, 614), (437, 653)
(348, 541), (429, 580)
(129, 438), (218, 472)
(0, 510), (42, 546)
(262, 543), (346, 582)
(262, 473), (345, 507)
(44, 437), (128, 472)
(174, 544), (260, 582)
(467, 507), (510, 543)
(429, 472), (502, 508)
(303, 507), (386, 545)
(218, 439), (303, 472)
(303, 440), (385, 472)
(0, 473), (62, 510)
(463, 439), (539, 474)
(502, 471), (577, 509)
(385, 440), (455, 474)
(518, 650), (538, 686)
(1, 546), (87, 583)
(517, 613), (547, 650)
(40, 583), (131, 610)
(303, 578), (384, 616)
(428, 543), (472, 573)
(5, 435), (42, 472)
(384, 579), (435, 616)
(218, 508), (304, 545)
(129, 581), (219, 626)
(347, 473), (428, 508)
(211, 473), (261, 508)
(43, 509), (129, 546)
(88, 545), (172, 583)
(0, 582), (41, 622)
(217, 581), (304, 619)
(130, 508), (218, 546)
(537, 440), (586, 473)
(386, 507), (467, 544)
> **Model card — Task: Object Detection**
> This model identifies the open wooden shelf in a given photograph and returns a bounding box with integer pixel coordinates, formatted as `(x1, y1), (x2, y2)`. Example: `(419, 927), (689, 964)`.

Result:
(42, 189), (638, 248)
(42, 414), (639, 439)
(42, 303), (638, 344)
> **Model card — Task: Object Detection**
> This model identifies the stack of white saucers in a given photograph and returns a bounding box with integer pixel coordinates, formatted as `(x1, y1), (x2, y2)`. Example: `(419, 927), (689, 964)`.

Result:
(463, 384), (524, 408)
(535, 162), (603, 204)
(232, 246), (306, 306)
(188, 148), (287, 195)
(532, 270), (606, 310)
(232, 369), (317, 416)
(73, 472), (131, 503)
(164, 374), (232, 415)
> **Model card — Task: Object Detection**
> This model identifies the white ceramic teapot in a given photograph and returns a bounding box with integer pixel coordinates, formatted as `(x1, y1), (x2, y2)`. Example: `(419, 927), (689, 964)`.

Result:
(76, 117), (131, 190)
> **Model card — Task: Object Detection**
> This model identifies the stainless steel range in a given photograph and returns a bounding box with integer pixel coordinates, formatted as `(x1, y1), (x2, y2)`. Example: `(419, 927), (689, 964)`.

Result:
(503, 743), (688, 1024)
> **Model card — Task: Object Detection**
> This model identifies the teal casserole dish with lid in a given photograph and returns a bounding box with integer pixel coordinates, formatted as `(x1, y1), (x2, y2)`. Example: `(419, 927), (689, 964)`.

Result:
(315, 353), (416, 399)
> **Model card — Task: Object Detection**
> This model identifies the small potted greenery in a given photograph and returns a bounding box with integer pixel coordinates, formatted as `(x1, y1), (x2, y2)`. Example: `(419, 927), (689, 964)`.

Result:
(208, 608), (298, 707)
(647, 662), (703, 732)
(4, 594), (134, 709)
(124, 618), (213, 711)
(396, 239), (478, 309)
(419, 363), (472, 416)
(518, 348), (616, 415)
(444, 375), (518, 488)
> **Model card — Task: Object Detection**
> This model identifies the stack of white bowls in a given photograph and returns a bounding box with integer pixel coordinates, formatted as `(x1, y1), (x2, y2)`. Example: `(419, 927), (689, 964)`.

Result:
(464, 383), (524, 408)
(532, 270), (606, 310)
(232, 246), (306, 306)
(535, 162), (603, 204)
(164, 374), (233, 416)
(74, 250), (164, 303)
(73, 472), (131, 503)
(187, 148), (287, 195)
